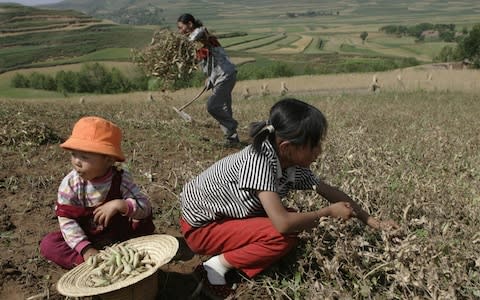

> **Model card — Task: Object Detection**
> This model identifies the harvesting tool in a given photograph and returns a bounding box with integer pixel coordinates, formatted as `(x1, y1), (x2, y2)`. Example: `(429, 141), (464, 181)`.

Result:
(172, 85), (208, 122)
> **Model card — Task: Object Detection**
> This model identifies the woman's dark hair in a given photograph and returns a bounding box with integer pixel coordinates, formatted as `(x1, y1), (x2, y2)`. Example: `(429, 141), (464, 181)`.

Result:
(249, 98), (328, 153)
(177, 13), (203, 28)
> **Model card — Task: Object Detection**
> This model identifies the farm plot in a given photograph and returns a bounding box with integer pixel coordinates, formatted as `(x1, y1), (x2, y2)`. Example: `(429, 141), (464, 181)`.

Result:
(0, 24), (153, 72)
(251, 34), (301, 53)
(368, 37), (453, 61)
(227, 34), (288, 52)
(316, 32), (445, 61)
(0, 18), (98, 32)
(303, 36), (327, 54)
(42, 48), (133, 65)
(320, 34), (356, 52)
(220, 33), (271, 48)
(0, 4), (101, 36)
(365, 36), (440, 61)
(270, 35), (313, 54)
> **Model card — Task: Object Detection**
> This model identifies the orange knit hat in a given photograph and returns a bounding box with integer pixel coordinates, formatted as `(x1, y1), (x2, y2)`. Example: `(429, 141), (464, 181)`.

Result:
(60, 116), (125, 162)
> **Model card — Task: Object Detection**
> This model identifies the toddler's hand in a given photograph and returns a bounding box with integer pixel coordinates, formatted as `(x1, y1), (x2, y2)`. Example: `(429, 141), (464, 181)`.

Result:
(82, 247), (99, 261)
(327, 202), (353, 220)
(93, 200), (127, 227)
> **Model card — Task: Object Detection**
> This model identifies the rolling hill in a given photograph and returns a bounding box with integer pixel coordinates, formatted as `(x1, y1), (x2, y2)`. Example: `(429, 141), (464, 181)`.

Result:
(0, 3), (100, 34)
(0, 3), (154, 72)
(45, 0), (480, 27)
(1, 0), (479, 81)
(43, 0), (167, 25)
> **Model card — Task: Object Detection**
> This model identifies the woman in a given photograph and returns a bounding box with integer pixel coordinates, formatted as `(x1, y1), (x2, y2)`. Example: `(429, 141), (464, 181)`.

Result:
(177, 13), (240, 147)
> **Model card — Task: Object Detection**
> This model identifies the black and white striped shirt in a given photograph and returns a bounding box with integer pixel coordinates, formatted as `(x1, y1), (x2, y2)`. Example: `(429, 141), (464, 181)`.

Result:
(180, 140), (320, 227)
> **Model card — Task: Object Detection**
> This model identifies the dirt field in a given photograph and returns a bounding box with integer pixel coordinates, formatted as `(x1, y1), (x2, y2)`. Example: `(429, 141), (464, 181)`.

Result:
(0, 98), (242, 300)
(1, 70), (479, 299)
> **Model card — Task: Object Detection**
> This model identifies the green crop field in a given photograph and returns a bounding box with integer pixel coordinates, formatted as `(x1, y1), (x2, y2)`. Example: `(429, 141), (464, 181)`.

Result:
(0, 0), (479, 93)
(256, 34), (302, 52)
(228, 34), (288, 51)
(0, 23), (153, 72)
(220, 33), (272, 47)
(38, 48), (134, 65)
(0, 4), (155, 72)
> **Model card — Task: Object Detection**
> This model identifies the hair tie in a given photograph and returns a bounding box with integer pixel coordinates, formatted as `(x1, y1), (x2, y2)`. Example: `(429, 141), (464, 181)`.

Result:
(265, 124), (275, 134)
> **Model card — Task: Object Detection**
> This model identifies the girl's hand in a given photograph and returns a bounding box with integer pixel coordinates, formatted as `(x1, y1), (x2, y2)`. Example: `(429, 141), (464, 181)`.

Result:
(93, 200), (127, 227)
(327, 201), (353, 220)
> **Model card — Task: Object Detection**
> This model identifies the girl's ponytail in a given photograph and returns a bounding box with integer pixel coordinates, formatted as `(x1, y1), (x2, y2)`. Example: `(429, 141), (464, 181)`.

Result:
(249, 121), (275, 153)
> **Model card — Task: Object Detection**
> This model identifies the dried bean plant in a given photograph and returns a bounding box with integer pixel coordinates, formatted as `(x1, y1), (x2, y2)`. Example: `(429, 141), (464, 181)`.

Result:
(86, 243), (155, 287)
(0, 114), (60, 149)
(131, 29), (198, 90)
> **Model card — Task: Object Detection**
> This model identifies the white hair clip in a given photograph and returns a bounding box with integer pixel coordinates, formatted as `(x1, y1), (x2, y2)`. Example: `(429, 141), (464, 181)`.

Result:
(265, 124), (275, 133)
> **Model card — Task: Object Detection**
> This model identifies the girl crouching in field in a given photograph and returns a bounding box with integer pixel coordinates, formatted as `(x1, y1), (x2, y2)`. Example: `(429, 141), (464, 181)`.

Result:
(180, 98), (398, 298)
(39, 116), (155, 269)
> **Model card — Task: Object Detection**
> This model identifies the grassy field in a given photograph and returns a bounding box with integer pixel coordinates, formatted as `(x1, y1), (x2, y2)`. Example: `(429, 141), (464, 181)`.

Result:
(43, 48), (134, 64)
(0, 79), (479, 299)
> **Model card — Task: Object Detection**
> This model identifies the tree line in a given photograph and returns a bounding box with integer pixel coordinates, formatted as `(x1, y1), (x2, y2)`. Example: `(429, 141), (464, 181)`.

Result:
(11, 63), (148, 94)
(435, 24), (480, 67)
(380, 23), (460, 42)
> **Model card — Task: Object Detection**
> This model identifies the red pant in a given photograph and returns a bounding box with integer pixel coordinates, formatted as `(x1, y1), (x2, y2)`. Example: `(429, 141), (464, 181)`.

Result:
(181, 217), (298, 278)
(40, 219), (155, 269)
(40, 231), (85, 269)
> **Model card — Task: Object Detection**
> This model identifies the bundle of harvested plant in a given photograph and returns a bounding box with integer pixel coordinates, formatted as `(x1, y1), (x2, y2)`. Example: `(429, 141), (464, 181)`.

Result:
(132, 29), (198, 88)
(56, 234), (178, 298)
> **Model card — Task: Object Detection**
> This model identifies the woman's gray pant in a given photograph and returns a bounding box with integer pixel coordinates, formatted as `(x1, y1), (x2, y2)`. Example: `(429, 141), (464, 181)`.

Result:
(207, 72), (238, 138)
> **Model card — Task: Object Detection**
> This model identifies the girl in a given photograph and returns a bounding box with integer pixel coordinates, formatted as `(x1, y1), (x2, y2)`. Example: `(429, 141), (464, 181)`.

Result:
(180, 98), (398, 298)
(177, 13), (240, 147)
(40, 116), (155, 269)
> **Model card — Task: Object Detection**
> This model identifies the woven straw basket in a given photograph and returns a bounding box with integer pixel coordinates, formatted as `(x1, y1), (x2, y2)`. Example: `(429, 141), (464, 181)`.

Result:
(56, 234), (179, 300)
(98, 271), (158, 300)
